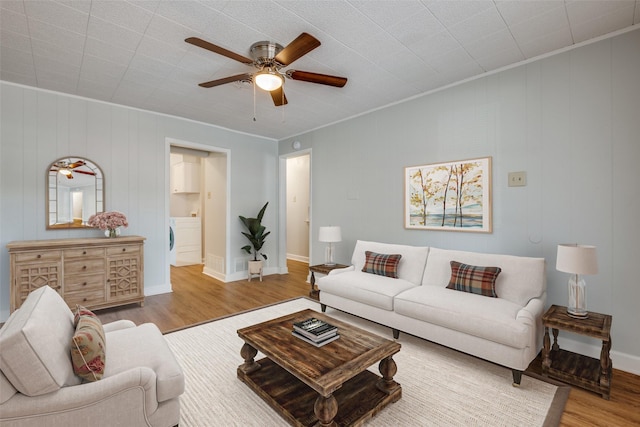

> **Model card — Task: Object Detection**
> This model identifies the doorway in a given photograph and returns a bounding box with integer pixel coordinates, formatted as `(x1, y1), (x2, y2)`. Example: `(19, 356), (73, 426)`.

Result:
(166, 139), (230, 287)
(279, 149), (312, 274)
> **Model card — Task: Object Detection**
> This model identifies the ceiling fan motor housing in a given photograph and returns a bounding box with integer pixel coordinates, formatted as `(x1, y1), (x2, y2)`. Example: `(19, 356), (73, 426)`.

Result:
(250, 41), (284, 66)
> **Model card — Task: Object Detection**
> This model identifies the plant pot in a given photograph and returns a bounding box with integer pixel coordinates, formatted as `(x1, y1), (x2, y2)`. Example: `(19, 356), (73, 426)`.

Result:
(248, 260), (263, 282)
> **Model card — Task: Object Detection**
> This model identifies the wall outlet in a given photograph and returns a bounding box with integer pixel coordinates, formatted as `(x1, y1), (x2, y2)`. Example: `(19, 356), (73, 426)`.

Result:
(508, 171), (527, 187)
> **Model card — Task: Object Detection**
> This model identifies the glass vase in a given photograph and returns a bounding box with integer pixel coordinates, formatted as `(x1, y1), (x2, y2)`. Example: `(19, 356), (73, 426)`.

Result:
(105, 228), (120, 238)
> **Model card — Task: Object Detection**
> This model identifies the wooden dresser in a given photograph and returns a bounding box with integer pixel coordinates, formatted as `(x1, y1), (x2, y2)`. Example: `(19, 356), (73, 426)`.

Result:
(7, 236), (145, 312)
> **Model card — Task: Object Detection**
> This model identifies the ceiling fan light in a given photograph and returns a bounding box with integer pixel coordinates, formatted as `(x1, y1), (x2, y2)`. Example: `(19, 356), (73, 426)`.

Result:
(59, 168), (72, 176)
(255, 70), (283, 91)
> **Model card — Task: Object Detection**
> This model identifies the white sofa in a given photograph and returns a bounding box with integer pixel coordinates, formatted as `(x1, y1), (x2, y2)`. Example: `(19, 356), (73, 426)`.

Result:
(0, 286), (184, 427)
(317, 240), (546, 385)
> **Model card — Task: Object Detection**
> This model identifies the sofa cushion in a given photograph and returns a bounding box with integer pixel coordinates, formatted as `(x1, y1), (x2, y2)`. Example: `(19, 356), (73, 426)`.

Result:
(0, 286), (81, 396)
(421, 247), (546, 306)
(105, 323), (184, 402)
(351, 240), (429, 285)
(362, 251), (402, 278)
(447, 261), (501, 297)
(71, 306), (106, 382)
(318, 270), (417, 311)
(395, 286), (530, 348)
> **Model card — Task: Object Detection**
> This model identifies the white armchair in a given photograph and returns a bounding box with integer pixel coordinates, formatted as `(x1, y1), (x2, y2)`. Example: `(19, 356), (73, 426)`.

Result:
(0, 286), (184, 427)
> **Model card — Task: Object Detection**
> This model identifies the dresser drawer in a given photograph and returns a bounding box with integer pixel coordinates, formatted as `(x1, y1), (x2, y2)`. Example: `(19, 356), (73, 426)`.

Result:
(63, 247), (105, 258)
(65, 288), (106, 308)
(64, 258), (105, 274)
(14, 250), (62, 262)
(65, 273), (105, 293)
(106, 245), (141, 256)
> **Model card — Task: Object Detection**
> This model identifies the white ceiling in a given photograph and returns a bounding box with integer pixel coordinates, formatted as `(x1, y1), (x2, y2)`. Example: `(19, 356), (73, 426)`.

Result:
(1, 1), (638, 140)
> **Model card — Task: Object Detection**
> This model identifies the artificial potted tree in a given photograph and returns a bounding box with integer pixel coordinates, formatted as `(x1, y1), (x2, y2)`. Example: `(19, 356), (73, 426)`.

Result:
(239, 202), (270, 281)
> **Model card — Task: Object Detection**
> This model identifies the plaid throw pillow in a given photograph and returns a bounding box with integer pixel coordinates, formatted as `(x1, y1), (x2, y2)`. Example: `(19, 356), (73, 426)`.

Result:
(447, 261), (502, 298)
(361, 251), (402, 279)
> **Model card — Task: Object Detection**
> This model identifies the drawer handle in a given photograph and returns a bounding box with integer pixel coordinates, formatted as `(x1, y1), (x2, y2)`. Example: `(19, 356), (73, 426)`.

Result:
(82, 266), (87, 270)
(37, 254), (41, 259)
(83, 298), (87, 302)
(122, 248), (126, 252)
(83, 251), (87, 255)
(83, 282), (87, 286)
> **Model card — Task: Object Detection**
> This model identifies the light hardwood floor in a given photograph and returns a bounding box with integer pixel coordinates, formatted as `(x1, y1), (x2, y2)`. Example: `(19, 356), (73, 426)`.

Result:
(97, 260), (640, 426)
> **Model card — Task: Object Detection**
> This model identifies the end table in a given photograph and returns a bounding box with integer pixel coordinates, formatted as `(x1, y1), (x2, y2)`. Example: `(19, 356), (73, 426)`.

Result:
(308, 263), (348, 299)
(541, 304), (612, 399)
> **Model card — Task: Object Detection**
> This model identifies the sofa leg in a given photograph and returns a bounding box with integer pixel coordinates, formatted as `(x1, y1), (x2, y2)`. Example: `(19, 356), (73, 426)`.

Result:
(392, 329), (399, 339)
(512, 370), (522, 387)
(320, 304), (327, 312)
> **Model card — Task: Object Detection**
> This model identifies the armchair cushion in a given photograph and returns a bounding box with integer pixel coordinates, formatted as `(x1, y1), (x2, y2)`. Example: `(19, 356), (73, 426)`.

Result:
(0, 286), (80, 396)
(0, 370), (17, 404)
(105, 323), (184, 403)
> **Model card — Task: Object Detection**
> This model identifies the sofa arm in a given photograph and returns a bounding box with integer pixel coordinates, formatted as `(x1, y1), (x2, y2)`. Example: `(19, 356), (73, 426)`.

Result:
(328, 265), (354, 275)
(103, 319), (137, 333)
(516, 295), (546, 327)
(0, 367), (159, 420)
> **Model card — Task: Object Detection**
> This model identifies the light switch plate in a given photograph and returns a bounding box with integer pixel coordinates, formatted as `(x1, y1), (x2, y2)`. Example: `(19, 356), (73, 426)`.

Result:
(508, 171), (527, 187)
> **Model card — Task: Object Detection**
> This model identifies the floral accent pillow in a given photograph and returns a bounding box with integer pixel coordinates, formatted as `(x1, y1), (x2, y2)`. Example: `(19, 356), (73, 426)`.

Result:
(447, 261), (502, 298)
(361, 251), (402, 279)
(70, 306), (106, 382)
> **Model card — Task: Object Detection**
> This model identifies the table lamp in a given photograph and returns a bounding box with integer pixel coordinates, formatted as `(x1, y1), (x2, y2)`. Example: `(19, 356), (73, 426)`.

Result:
(556, 244), (598, 318)
(318, 226), (341, 266)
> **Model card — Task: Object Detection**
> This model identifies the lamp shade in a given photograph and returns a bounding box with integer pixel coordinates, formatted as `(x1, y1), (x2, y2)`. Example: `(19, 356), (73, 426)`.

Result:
(318, 226), (342, 243)
(556, 244), (598, 275)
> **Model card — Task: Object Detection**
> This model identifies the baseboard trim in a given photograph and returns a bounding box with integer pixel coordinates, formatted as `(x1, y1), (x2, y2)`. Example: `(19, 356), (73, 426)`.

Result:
(287, 253), (309, 263)
(202, 267), (226, 282)
(145, 283), (173, 296)
(560, 336), (640, 375)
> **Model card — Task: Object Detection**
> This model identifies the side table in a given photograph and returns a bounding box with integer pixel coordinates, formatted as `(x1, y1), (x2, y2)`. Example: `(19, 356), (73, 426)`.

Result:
(542, 304), (612, 399)
(308, 263), (348, 299)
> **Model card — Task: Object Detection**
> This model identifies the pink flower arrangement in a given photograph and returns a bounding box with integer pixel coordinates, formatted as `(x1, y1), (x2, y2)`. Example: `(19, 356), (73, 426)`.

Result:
(88, 211), (128, 231)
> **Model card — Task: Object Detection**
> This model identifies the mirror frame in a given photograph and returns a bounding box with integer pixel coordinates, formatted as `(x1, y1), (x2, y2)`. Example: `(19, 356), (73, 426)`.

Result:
(46, 156), (105, 229)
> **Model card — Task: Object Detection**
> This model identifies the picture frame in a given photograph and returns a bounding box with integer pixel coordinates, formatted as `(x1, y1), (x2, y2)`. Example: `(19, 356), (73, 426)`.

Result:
(404, 156), (492, 233)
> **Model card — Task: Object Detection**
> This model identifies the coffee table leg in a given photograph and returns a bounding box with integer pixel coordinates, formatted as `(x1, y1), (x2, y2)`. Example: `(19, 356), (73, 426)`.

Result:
(377, 356), (401, 394)
(239, 342), (261, 374)
(314, 393), (338, 427)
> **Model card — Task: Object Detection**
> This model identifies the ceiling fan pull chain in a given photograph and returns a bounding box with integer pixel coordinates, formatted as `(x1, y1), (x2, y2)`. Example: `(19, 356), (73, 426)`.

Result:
(281, 85), (285, 123)
(253, 79), (257, 122)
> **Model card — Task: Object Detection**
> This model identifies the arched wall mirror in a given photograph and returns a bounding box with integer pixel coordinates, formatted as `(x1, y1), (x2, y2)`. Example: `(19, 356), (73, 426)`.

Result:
(46, 157), (104, 229)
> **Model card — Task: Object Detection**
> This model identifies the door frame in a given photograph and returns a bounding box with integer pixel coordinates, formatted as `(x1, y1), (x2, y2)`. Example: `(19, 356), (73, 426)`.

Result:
(165, 137), (231, 284)
(278, 148), (312, 275)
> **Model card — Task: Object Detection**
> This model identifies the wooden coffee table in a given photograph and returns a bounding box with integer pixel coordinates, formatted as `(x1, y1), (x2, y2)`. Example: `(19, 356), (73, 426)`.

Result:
(237, 309), (402, 426)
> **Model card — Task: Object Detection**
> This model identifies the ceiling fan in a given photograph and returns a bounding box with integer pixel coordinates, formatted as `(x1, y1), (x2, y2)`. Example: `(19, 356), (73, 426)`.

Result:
(185, 32), (348, 106)
(50, 160), (94, 179)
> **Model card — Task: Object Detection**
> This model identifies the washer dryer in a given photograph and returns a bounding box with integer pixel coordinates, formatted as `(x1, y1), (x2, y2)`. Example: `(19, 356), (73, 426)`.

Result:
(169, 217), (177, 266)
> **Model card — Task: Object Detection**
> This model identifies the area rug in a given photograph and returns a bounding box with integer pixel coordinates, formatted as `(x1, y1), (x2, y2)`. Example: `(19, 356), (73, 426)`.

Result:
(164, 298), (568, 426)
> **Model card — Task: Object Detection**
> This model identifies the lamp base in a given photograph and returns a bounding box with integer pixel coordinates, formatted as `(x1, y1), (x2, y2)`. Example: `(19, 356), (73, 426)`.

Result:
(566, 308), (589, 319)
(567, 275), (588, 320)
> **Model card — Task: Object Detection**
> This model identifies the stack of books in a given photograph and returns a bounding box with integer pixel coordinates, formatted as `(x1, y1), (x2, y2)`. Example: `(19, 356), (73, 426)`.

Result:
(292, 317), (339, 347)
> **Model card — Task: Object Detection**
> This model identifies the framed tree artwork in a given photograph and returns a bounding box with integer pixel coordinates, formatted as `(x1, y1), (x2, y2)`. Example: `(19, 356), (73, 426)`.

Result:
(405, 157), (492, 233)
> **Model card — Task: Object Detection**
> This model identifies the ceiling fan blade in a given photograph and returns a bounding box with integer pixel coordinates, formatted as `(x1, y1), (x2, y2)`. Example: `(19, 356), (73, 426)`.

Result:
(274, 33), (321, 66)
(68, 160), (85, 169)
(185, 37), (253, 64)
(270, 87), (288, 106)
(199, 73), (252, 88)
(287, 70), (347, 88)
(74, 170), (96, 176)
